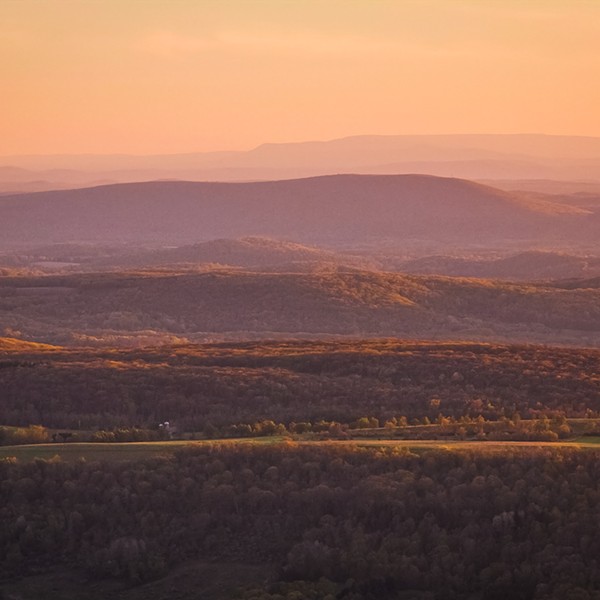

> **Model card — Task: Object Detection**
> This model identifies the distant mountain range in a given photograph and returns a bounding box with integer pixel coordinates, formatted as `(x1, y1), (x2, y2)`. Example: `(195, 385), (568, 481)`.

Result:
(2, 134), (600, 193)
(0, 174), (594, 251)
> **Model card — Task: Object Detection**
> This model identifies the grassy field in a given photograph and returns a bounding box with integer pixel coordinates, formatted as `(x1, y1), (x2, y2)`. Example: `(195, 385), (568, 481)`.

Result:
(3, 436), (600, 462)
(0, 438), (286, 462)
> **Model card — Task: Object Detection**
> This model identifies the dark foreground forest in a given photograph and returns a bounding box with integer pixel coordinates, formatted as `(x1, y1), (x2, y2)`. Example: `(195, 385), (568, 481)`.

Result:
(3, 338), (600, 599)
(3, 444), (600, 600)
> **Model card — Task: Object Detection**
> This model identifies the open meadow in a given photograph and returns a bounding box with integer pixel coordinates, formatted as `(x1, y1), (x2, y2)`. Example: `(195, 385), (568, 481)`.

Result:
(4, 435), (600, 463)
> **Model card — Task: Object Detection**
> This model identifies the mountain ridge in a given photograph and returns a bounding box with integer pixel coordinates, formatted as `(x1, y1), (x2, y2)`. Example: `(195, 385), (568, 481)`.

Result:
(0, 174), (589, 250)
(3, 134), (600, 188)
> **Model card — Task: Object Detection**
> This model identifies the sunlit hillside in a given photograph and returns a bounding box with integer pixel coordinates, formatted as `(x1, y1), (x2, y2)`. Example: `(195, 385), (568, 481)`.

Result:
(2, 269), (600, 346)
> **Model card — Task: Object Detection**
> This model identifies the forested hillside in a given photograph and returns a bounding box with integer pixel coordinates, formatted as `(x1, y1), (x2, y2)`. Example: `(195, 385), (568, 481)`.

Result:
(1, 339), (599, 431)
(2, 269), (600, 346)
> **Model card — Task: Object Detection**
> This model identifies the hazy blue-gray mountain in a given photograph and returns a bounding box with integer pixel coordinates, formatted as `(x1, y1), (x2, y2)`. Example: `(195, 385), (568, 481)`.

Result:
(2, 134), (600, 188)
(0, 174), (590, 250)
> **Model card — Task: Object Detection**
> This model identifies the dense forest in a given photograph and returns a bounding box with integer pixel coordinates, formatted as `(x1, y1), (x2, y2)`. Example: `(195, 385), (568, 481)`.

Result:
(2, 268), (600, 346)
(3, 444), (600, 599)
(1, 338), (599, 432)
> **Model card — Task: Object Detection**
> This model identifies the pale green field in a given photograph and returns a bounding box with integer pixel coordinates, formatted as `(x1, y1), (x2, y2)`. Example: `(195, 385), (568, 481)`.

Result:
(0, 438), (285, 462)
(2, 436), (600, 462)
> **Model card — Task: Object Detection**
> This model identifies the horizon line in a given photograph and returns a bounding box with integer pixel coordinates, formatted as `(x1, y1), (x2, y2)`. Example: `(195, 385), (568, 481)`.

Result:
(3, 132), (600, 159)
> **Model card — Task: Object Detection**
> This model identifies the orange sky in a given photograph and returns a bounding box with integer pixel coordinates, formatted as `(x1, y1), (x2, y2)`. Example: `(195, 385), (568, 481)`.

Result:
(2, 0), (600, 155)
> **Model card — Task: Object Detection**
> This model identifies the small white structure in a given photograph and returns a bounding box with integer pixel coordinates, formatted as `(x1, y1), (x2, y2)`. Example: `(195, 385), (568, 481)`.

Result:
(158, 421), (177, 438)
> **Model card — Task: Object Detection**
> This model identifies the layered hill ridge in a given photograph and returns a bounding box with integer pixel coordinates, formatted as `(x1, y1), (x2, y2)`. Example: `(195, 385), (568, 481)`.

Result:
(398, 251), (600, 281)
(95, 237), (352, 269)
(4, 238), (600, 281)
(2, 269), (600, 347)
(0, 174), (590, 250)
(0, 237), (370, 273)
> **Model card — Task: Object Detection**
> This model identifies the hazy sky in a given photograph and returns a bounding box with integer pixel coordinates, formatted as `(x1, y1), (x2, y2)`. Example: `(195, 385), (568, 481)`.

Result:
(2, 0), (600, 154)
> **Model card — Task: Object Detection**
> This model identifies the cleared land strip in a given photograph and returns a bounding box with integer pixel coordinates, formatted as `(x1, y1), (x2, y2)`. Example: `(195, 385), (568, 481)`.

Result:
(2, 436), (600, 462)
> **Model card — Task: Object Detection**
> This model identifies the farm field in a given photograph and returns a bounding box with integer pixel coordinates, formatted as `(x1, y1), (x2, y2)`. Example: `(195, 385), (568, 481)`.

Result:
(3, 436), (600, 462)
(0, 438), (282, 462)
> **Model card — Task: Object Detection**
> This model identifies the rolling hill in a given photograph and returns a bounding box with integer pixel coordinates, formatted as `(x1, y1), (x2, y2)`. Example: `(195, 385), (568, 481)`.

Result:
(0, 237), (372, 273)
(396, 251), (600, 281)
(92, 237), (358, 269)
(2, 269), (600, 346)
(0, 174), (591, 250)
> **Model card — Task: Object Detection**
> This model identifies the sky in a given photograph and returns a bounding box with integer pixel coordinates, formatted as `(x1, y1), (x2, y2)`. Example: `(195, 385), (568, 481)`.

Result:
(2, 0), (600, 155)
